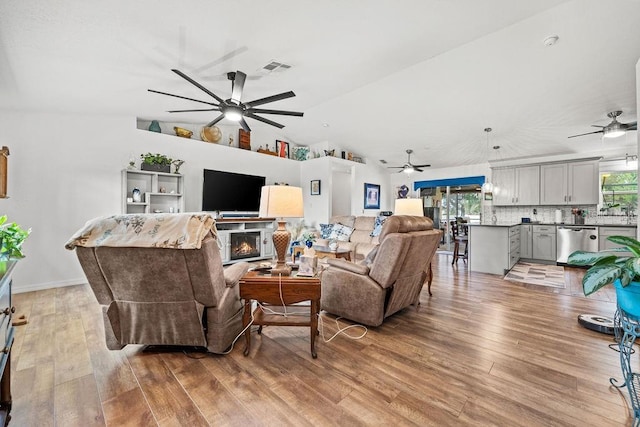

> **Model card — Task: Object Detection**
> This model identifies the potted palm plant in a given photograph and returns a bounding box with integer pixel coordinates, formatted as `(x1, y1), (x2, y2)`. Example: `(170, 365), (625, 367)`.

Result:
(568, 235), (640, 317)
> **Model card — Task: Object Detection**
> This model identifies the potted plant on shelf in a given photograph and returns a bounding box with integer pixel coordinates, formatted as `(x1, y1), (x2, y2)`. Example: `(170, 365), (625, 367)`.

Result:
(140, 153), (173, 173)
(0, 215), (31, 262)
(568, 235), (640, 317)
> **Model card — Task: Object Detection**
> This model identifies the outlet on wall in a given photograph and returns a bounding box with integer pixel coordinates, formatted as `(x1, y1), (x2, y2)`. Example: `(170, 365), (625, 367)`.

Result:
(533, 208), (537, 215)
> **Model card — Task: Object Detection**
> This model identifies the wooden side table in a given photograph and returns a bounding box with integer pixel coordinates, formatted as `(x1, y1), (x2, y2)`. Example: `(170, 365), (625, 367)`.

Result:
(239, 270), (321, 358)
(313, 246), (351, 261)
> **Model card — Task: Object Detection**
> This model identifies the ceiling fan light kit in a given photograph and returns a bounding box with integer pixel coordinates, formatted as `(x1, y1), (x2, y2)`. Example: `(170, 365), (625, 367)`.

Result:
(148, 69), (303, 132)
(568, 110), (637, 139)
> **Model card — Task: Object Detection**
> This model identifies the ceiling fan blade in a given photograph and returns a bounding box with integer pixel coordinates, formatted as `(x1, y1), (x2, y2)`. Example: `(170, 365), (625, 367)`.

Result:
(414, 167), (424, 172)
(148, 89), (219, 107)
(171, 69), (226, 104)
(412, 163), (431, 168)
(239, 117), (251, 132)
(246, 113), (285, 129)
(230, 70), (246, 104)
(590, 125), (606, 128)
(167, 108), (220, 113)
(568, 129), (604, 138)
(387, 166), (404, 169)
(245, 91), (295, 107)
(248, 108), (304, 117)
(625, 122), (637, 131)
(206, 114), (225, 128)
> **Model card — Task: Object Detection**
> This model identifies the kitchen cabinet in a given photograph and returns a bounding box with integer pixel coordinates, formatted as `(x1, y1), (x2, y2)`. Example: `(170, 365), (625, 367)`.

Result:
(599, 226), (637, 251)
(492, 165), (539, 206)
(540, 160), (599, 205)
(469, 225), (520, 275)
(532, 225), (556, 261)
(520, 224), (533, 258)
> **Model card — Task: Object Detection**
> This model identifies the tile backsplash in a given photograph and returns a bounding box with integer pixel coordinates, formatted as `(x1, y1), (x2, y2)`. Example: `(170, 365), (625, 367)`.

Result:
(482, 205), (637, 225)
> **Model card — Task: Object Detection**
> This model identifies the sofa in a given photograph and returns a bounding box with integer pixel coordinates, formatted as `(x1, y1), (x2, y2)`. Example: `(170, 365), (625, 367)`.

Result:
(315, 215), (382, 262)
(66, 213), (249, 354)
(320, 215), (441, 326)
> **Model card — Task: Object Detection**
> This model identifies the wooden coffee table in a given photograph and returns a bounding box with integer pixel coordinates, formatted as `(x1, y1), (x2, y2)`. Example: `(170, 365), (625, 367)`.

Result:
(313, 245), (351, 261)
(239, 270), (321, 358)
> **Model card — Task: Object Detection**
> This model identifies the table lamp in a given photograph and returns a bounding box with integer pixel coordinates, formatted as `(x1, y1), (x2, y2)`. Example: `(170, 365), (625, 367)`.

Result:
(394, 198), (424, 216)
(259, 185), (304, 275)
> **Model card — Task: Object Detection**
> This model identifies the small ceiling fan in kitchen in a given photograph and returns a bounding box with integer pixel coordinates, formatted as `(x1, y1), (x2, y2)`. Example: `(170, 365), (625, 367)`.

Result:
(568, 110), (637, 139)
(148, 69), (303, 132)
(387, 149), (430, 173)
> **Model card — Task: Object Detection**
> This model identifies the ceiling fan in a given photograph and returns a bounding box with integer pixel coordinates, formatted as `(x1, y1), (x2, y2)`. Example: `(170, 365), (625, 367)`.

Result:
(568, 110), (637, 139)
(387, 149), (430, 173)
(148, 69), (303, 132)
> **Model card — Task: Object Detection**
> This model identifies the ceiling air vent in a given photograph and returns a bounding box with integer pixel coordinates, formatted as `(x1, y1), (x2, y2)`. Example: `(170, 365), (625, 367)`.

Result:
(379, 159), (388, 164)
(257, 61), (292, 75)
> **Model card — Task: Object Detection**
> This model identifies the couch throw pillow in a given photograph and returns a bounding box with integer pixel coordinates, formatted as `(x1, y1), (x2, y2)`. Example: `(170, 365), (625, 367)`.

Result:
(370, 215), (386, 237)
(329, 223), (354, 242)
(319, 223), (334, 239)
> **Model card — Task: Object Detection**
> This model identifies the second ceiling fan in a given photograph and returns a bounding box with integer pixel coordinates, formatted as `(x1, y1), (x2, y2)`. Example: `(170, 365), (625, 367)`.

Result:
(148, 69), (304, 132)
(388, 149), (430, 173)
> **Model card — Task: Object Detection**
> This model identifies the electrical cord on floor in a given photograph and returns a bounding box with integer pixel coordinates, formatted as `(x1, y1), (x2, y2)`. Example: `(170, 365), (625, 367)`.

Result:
(318, 313), (367, 342)
(183, 309), (255, 358)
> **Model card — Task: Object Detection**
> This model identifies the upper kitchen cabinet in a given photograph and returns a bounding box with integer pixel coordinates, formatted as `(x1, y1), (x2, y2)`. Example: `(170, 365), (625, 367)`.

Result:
(492, 165), (540, 206)
(540, 160), (599, 205)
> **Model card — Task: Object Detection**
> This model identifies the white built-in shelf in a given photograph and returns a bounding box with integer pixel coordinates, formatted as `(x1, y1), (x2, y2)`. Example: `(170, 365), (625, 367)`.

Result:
(122, 169), (185, 214)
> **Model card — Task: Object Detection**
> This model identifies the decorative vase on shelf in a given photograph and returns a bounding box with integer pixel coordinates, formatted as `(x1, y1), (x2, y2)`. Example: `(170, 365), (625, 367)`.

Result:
(132, 188), (142, 203)
(148, 120), (161, 133)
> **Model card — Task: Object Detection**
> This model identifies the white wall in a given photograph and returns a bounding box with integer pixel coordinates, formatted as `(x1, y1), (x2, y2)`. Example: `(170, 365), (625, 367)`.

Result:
(0, 111), (301, 292)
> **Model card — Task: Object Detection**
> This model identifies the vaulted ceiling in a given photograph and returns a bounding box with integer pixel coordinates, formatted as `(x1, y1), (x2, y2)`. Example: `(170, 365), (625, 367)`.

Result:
(1, 0), (639, 169)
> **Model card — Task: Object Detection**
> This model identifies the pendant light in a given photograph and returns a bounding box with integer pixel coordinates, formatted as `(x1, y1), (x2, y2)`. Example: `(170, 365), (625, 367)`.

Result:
(481, 127), (494, 193)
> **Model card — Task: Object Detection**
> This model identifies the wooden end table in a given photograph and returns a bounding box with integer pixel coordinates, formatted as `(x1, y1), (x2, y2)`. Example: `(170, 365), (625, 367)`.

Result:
(239, 270), (321, 358)
(313, 245), (351, 261)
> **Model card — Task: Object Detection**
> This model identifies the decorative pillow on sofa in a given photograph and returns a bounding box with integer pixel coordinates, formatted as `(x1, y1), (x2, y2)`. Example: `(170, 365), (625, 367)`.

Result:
(370, 215), (386, 237)
(328, 223), (354, 242)
(319, 223), (334, 239)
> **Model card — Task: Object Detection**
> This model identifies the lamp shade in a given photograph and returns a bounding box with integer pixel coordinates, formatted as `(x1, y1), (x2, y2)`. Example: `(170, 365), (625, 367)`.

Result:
(394, 198), (423, 216)
(259, 185), (304, 218)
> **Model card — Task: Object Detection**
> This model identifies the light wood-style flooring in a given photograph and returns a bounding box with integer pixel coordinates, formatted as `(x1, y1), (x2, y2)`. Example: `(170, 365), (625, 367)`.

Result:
(10, 254), (632, 426)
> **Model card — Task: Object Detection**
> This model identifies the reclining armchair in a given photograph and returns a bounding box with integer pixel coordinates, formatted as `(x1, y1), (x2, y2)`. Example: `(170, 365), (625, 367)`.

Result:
(65, 213), (249, 354)
(320, 215), (441, 326)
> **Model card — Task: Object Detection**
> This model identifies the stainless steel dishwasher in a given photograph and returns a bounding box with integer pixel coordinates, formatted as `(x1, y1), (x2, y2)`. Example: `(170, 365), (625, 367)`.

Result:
(556, 226), (598, 264)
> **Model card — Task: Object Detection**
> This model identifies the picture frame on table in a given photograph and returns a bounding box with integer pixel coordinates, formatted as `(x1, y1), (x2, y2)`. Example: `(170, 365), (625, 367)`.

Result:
(364, 183), (380, 209)
(276, 140), (289, 158)
(310, 180), (321, 195)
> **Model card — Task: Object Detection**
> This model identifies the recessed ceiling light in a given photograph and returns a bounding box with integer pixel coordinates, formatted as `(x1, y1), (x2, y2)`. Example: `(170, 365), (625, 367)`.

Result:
(543, 35), (559, 47)
(322, 123), (329, 127)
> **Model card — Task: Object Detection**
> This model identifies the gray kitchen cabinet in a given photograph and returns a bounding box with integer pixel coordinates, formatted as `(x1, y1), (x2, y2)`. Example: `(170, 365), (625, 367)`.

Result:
(492, 165), (540, 206)
(520, 224), (533, 258)
(532, 225), (556, 261)
(540, 160), (599, 205)
(469, 225), (520, 275)
(599, 226), (637, 251)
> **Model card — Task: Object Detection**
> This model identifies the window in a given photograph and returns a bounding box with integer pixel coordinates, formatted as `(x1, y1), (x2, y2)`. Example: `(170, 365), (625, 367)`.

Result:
(600, 171), (637, 214)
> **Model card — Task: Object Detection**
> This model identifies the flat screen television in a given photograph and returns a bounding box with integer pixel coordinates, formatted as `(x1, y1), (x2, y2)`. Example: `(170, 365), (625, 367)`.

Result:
(202, 169), (266, 214)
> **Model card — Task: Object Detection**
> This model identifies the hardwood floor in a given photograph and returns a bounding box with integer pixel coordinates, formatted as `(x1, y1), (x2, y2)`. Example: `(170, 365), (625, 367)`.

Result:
(10, 254), (631, 426)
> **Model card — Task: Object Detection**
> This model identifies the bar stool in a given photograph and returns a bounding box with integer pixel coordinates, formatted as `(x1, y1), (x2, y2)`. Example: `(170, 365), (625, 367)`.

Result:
(451, 221), (468, 265)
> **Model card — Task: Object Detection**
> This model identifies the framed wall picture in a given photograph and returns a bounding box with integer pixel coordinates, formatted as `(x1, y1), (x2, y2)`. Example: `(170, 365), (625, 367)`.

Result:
(310, 180), (321, 195)
(276, 140), (289, 158)
(238, 129), (251, 150)
(364, 183), (380, 209)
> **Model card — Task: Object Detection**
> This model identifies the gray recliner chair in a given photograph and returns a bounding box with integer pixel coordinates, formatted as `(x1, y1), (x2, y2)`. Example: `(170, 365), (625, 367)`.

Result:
(320, 216), (441, 326)
(67, 214), (249, 353)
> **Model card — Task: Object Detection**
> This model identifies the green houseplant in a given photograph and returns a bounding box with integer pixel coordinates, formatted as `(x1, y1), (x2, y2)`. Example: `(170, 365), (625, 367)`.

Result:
(568, 235), (640, 316)
(140, 153), (173, 173)
(0, 215), (31, 261)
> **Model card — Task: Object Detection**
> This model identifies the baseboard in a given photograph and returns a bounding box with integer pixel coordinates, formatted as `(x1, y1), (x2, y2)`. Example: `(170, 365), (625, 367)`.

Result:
(13, 278), (87, 294)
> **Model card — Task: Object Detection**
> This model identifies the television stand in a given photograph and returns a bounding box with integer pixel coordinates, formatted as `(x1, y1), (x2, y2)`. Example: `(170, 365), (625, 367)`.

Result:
(216, 218), (276, 264)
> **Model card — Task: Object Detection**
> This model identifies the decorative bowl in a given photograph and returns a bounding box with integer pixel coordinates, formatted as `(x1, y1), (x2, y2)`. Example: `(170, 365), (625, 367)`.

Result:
(173, 127), (193, 138)
(200, 126), (222, 143)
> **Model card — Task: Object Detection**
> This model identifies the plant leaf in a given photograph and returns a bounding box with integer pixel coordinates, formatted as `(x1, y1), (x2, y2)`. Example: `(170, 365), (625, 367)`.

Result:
(568, 251), (615, 266)
(625, 258), (640, 278)
(582, 264), (622, 296)
(607, 235), (640, 257)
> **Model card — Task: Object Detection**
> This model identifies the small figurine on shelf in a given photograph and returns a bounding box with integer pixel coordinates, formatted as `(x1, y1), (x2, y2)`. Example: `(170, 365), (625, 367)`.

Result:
(127, 154), (137, 170)
(172, 159), (185, 174)
(228, 134), (234, 147)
